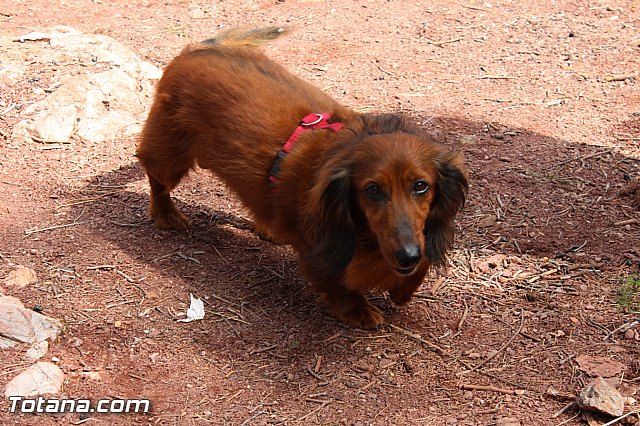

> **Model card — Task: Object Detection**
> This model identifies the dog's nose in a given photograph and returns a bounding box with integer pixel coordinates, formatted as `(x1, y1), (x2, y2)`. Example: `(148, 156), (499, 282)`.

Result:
(395, 245), (422, 269)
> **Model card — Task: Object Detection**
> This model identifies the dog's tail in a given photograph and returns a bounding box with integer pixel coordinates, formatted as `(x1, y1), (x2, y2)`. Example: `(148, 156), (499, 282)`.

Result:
(201, 27), (288, 47)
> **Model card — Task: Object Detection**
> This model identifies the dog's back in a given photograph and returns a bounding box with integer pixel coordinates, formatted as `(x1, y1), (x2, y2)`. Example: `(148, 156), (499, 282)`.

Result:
(137, 27), (350, 229)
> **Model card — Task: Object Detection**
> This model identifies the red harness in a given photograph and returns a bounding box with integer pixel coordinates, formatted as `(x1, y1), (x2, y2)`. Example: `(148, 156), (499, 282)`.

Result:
(269, 113), (344, 185)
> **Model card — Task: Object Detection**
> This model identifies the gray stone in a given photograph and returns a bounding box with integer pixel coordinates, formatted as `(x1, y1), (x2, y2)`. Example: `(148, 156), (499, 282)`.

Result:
(576, 376), (625, 417)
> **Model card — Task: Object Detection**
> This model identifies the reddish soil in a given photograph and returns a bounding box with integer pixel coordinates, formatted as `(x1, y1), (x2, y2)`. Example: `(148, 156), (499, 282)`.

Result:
(1, 1), (639, 425)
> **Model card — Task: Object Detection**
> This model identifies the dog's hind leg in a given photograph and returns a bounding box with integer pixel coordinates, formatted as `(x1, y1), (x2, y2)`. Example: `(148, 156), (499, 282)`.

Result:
(146, 170), (191, 231)
(137, 114), (194, 231)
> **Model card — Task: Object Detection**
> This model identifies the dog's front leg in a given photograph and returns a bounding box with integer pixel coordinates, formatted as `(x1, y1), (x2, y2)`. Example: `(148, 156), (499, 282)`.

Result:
(252, 220), (282, 244)
(388, 270), (428, 306)
(317, 282), (385, 329)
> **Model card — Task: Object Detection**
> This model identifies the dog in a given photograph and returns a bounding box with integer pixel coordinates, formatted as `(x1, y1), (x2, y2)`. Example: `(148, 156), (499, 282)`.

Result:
(136, 27), (468, 329)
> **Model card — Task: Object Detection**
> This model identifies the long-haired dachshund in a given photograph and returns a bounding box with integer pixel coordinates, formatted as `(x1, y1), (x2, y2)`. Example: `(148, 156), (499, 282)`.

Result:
(137, 27), (468, 329)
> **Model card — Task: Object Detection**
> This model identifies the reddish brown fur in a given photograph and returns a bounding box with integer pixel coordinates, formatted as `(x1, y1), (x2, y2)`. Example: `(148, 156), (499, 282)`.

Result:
(137, 28), (468, 329)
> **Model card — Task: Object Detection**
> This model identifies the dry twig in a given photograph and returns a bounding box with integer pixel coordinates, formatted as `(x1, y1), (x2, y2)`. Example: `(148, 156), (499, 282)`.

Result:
(296, 400), (331, 423)
(388, 323), (447, 355)
(459, 383), (523, 395)
(249, 344), (277, 355)
(24, 221), (85, 235)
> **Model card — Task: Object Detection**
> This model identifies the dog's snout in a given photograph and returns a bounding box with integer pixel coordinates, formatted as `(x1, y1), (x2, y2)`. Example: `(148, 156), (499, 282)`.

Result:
(395, 244), (421, 269)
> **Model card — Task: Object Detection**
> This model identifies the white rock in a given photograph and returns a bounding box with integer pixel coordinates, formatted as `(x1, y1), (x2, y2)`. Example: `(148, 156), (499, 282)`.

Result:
(14, 31), (51, 42)
(5, 362), (64, 398)
(81, 371), (103, 382)
(139, 61), (163, 80)
(28, 104), (78, 142)
(24, 341), (49, 363)
(5, 27), (162, 145)
(0, 296), (62, 348)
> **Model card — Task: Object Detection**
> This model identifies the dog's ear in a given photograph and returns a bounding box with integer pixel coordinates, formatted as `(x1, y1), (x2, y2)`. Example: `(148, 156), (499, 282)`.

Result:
(424, 149), (468, 267)
(303, 167), (357, 282)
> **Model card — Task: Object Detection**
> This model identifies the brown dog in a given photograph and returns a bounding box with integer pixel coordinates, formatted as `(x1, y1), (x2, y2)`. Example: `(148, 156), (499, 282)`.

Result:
(137, 27), (468, 329)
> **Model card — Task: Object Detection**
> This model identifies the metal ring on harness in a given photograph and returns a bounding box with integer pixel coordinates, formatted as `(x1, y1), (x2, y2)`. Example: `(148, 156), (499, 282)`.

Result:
(300, 113), (324, 126)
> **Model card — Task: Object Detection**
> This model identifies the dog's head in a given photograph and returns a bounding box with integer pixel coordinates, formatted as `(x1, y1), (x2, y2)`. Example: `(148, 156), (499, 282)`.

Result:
(304, 114), (468, 281)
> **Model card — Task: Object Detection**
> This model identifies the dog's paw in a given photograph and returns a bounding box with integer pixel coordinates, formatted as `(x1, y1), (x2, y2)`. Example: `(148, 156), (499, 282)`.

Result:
(253, 222), (282, 245)
(389, 286), (413, 306)
(153, 209), (190, 231)
(330, 296), (385, 329)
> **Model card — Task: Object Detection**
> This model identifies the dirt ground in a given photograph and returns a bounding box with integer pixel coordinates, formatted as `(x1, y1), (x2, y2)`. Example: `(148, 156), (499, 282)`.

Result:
(1, 1), (639, 425)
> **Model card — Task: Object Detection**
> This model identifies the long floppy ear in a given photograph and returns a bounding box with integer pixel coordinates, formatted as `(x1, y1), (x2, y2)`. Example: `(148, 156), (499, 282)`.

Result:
(302, 168), (357, 283)
(424, 149), (468, 268)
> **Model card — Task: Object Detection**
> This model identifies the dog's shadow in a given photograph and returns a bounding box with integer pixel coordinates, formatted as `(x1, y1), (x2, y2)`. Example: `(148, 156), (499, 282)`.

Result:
(68, 162), (382, 350)
(63, 114), (640, 357)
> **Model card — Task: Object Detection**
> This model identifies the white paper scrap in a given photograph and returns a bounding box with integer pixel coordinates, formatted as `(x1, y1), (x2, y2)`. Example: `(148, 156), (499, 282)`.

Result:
(177, 293), (205, 323)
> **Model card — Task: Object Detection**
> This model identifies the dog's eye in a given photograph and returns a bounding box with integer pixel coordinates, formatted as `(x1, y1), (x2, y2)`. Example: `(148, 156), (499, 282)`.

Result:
(413, 180), (429, 194)
(364, 183), (382, 198)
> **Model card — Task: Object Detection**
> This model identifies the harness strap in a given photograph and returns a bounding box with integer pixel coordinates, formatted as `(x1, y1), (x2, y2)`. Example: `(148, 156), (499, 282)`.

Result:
(269, 113), (344, 185)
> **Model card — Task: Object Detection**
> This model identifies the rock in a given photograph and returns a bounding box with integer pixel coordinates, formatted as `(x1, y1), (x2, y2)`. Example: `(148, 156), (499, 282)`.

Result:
(28, 104), (78, 142)
(576, 354), (626, 377)
(24, 341), (49, 363)
(576, 377), (625, 417)
(3, 265), (38, 289)
(476, 254), (506, 273)
(624, 328), (636, 340)
(477, 214), (497, 228)
(0, 296), (62, 350)
(14, 31), (50, 42)
(81, 371), (103, 382)
(5, 26), (162, 145)
(5, 362), (65, 398)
